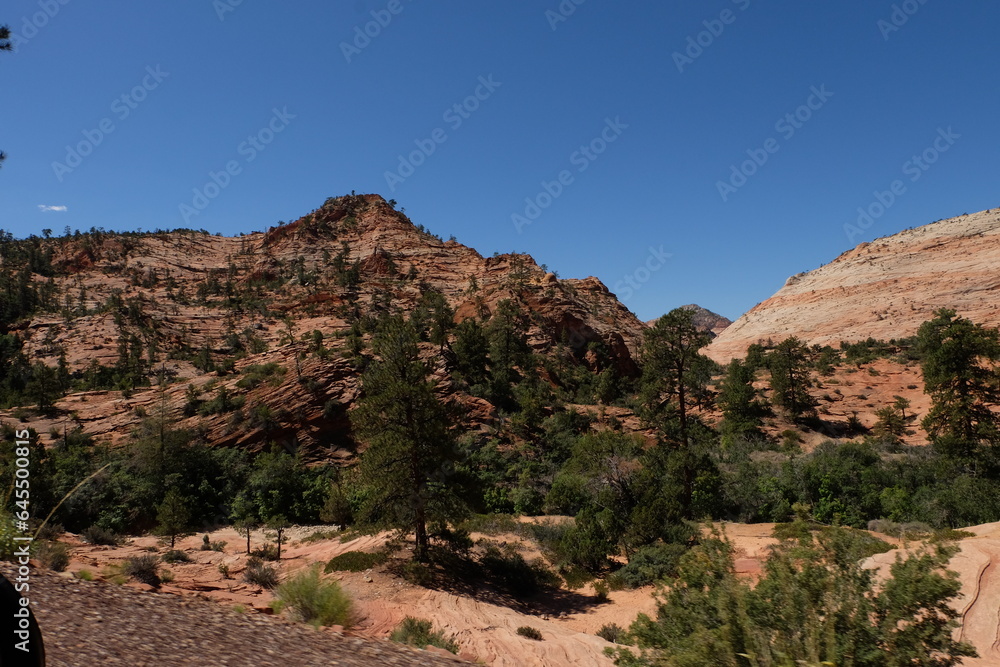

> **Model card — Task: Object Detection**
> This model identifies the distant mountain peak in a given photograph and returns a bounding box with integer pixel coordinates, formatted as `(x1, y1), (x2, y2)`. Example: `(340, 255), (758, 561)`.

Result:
(647, 305), (732, 337)
(707, 205), (1000, 362)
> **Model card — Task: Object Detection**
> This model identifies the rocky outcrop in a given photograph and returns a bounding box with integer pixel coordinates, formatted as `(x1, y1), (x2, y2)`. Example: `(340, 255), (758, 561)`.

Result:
(12, 194), (648, 457)
(707, 207), (1000, 362)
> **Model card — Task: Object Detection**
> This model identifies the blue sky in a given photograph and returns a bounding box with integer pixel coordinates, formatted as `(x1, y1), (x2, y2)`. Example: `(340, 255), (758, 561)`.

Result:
(1, 1), (997, 322)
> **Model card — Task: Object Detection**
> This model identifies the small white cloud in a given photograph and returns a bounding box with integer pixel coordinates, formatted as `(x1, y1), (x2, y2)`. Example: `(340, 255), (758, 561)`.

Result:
(38, 205), (68, 213)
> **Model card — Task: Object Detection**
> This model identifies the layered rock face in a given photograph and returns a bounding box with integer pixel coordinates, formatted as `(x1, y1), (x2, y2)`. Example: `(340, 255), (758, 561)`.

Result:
(707, 206), (1000, 362)
(13, 194), (648, 457)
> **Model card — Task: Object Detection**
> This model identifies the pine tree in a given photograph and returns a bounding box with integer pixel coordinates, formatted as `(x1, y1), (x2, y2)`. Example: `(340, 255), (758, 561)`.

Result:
(639, 308), (714, 517)
(452, 318), (490, 390)
(413, 289), (454, 353)
(350, 315), (465, 561)
(768, 337), (815, 419)
(917, 309), (1000, 468)
(486, 300), (531, 409)
(717, 358), (768, 444)
(873, 399), (910, 445)
(156, 487), (191, 549)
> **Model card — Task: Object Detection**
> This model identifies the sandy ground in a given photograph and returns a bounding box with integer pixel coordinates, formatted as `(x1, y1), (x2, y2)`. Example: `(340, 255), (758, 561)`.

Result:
(53, 520), (998, 666)
(61, 525), (652, 666)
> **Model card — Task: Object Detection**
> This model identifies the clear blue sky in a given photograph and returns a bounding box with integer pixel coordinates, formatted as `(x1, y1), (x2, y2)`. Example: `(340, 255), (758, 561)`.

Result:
(2, 1), (998, 322)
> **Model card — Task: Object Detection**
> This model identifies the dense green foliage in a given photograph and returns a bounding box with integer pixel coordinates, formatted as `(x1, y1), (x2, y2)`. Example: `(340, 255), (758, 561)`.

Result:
(275, 565), (354, 627)
(0, 419), (333, 537)
(613, 524), (975, 666)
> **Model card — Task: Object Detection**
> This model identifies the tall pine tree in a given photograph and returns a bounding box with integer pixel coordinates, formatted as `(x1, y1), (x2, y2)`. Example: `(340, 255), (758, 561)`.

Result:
(917, 309), (1000, 470)
(351, 315), (465, 561)
(640, 308), (714, 516)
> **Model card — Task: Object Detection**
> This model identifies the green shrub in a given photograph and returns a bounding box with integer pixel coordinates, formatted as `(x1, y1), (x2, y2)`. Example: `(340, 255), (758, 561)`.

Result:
(390, 617), (459, 653)
(480, 545), (560, 597)
(932, 528), (976, 542)
(75, 569), (94, 581)
(324, 551), (388, 573)
(596, 623), (627, 644)
(558, 565), (594, 590)
(244, 557), (279, 589)
(302, 529), (340, 544)
(527, 520), (574, 560)
(82, 525), (121, 546)
(607, 543), (687, 590)
(123, 555), (161, 586)
(236, 363), (286, 390)
(593, 580), (610, 602)
(199, 387), (245, 415)
(458, 514), (522, 536)
(275, 565), (353, 628)
(516, 626), (543, 641)
(0, 512), (17, 562)
(162, 549), (191, 564)
(433, 526), (473, 554)
(37, 541), (70, 572)
(401, 561), (432, 586)
(199, 534), (224, 551)
(250, 544), (279, 561)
